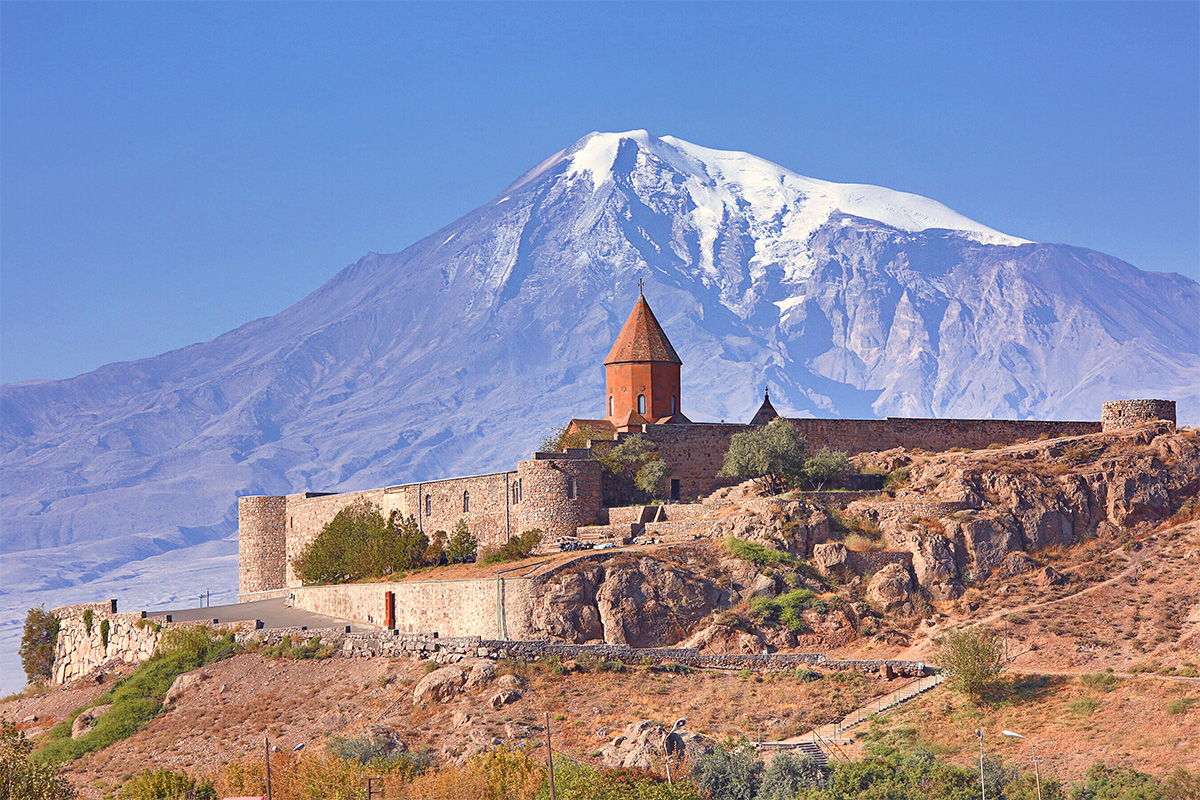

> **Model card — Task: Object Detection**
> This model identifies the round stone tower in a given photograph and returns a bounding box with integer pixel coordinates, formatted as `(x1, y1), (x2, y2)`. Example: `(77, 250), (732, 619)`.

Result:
(515, 456), (602, 539)
(1100, 399), (1176, 432)
(237, 495), (287, 596)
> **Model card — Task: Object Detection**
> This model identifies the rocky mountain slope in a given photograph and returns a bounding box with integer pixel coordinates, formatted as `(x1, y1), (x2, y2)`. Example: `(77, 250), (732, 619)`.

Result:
(3, 131), (1198, 693)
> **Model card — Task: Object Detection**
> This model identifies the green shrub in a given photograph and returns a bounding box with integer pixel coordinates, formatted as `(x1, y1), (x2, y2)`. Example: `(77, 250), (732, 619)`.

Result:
(1069, 697), (1100, 717)
(724, 537), (797, 567)
(750, 589), (817, 631)
(99, 619), (110, 651)
(261, 635), (333, 660)
(118, 767), (216, 800)
(19, 605), (60, 685)
(82, 609), (94, 636)
(799, 447), (851, 490)
(481, 529), (543, 565)
(760, 751), (826, 798)
(691, 742), (763, 800)
(1167, 697), (1196, 715)
(933, 626), (1004, 703)
(1078, 672), (1120, 693)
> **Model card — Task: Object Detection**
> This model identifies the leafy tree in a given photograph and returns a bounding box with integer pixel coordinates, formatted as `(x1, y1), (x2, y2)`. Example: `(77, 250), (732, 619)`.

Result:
(760, 752), (825, 799)
(447, 519), (478, 563)
(19, 605), (60, 685)
(598, 434), (672, 502)
(719, 418), (808, 494)
(386, 512), (430, 573)
(933, 626), (1005, 703)
(293, 499), (387, 584)
(636, 458), (672, 496)
(540, 422), (614, 453)
(0, 719), (77, 799)
(423, 529), (448, 566)
(602, 434), (657, 478)
(799, 447), (852, 490)
(292, 501), (430, 584)
(118, 767), (216, 800)
(691, 742), (763, 800)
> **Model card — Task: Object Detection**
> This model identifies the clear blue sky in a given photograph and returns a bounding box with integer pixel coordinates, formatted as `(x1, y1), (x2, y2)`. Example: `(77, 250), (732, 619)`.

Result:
(2, 1), (1197, 384)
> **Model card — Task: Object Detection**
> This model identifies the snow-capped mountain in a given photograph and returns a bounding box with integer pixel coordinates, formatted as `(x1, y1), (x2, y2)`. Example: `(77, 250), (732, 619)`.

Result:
(2, 131), (1197, 690)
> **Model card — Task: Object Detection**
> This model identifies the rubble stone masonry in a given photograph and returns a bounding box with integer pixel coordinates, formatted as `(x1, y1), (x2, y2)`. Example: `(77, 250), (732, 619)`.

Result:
(1101, 399), (1177, 431)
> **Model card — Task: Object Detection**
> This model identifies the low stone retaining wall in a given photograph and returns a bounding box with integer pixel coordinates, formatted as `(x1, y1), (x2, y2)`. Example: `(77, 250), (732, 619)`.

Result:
(236, 629), (930, 677)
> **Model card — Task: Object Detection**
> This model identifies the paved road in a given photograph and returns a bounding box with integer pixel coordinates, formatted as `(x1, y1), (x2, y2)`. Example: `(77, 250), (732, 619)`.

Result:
(144, 597), (371, 632)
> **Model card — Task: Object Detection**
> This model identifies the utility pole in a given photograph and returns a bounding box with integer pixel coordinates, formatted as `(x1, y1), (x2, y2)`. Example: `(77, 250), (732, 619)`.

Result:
(975, 730), (986, 800)
(545, 712), (557, 800)
(265, 736), (273, 800)
(365, 777), (382, 800)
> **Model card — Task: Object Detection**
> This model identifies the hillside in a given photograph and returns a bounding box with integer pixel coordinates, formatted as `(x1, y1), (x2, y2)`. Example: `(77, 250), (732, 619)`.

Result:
(3, 424), (1198, 796)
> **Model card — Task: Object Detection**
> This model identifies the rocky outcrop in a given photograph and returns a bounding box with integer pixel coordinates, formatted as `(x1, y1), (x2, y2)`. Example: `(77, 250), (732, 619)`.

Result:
(528, 565), (604, 642)
(707, 500), (832, 558)
(52, 611), (160, 685)
(529, 548), (731, 648)
(71, 704), (111, 739)
(596, 556), (728, 647)
(838, 426), (1199, 603)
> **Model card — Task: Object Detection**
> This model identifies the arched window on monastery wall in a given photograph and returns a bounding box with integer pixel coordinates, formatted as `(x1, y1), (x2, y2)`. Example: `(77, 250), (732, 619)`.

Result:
(463, 490), (470, 513)
(637, 394), (646, 414)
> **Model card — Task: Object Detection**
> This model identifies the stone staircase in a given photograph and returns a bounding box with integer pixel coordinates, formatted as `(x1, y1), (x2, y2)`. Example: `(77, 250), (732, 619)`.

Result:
(763, 673), (945, 762)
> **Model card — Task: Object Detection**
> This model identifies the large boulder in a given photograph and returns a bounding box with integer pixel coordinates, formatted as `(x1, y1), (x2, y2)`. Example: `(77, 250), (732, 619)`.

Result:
(164, 672), (202, 706)
(412, 666), (466, 706)
(71, 704), (111, 739)
(601, 720), (714, 769)
(812, 542), (850, 578)
(595, 556), (726, 647)
(865, 563), (914, 611)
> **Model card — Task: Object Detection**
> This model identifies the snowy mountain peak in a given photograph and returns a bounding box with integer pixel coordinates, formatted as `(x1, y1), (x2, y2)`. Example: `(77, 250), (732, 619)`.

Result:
(556, 131), (1030, 255)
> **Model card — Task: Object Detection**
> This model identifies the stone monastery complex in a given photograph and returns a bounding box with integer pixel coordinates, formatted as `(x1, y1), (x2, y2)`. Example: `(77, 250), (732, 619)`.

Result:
(236, 293), (1176, 601)
(45, 293), (1179, 684)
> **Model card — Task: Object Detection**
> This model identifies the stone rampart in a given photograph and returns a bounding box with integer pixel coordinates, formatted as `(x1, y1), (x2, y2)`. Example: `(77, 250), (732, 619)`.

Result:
(290, 575), (537, 640)
(1101, 399), (1176, 431)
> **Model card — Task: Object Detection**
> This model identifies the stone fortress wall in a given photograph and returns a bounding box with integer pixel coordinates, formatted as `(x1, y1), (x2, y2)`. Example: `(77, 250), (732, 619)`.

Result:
(631, 415), (1105, 501)
(239, 452), (604, 598)
(238, 401), (1178, 600)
